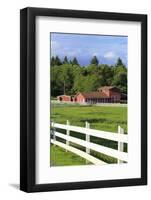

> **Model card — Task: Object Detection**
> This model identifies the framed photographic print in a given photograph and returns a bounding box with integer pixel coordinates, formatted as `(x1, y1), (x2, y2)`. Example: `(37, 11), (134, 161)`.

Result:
(20, 7), (147, 192)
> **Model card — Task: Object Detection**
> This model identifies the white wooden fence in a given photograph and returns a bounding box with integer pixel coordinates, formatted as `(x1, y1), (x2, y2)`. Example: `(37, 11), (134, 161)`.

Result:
(51, 121), (128, 165)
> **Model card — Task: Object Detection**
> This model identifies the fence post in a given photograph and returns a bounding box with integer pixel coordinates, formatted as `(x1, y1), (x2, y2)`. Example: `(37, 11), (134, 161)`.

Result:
(66, 120), (70, 151)
(118, 125), (124, 164)
(51, 121), (56, 146)
(85, 121), (90, 155)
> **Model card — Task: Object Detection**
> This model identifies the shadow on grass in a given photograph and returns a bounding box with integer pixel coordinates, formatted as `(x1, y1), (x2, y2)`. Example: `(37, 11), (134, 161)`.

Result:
(80, 118), (107, 123)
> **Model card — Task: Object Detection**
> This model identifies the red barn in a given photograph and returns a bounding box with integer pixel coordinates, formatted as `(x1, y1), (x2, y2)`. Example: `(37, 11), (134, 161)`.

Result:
(57, 95), (74, 102)
(98, 86), (122, 103)
(73, 91), (111, 103)
(57, 86), (124, 104)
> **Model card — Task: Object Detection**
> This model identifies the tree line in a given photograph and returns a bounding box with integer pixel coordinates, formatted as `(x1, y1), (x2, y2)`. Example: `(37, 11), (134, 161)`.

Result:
(51, 56), (127, 97)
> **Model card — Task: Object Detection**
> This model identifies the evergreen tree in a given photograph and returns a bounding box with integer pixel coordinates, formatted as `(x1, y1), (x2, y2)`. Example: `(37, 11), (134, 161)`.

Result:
(51, 56), (55, 67)
(69, 60), (73, 65)
(55, 56), (62, 66)
(50, 55), (127, 96)
(90, 56), (99, 65)
(116, 57), (124, 67)
(72, 57), (79, 65)
(63, 56), (69, 64)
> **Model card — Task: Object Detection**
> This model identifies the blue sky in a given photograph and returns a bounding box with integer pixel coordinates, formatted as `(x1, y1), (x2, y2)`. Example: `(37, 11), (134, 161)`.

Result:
(50, 33), (127, 66)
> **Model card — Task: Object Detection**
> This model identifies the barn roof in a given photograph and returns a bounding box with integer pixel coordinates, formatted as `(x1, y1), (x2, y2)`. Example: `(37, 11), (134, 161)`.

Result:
(79, 92), (109, 99)
(98, 86), (121, 92)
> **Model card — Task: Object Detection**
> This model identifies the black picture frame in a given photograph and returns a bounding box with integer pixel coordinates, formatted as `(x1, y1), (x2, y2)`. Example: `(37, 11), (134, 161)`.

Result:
(20, 7), (147, 192)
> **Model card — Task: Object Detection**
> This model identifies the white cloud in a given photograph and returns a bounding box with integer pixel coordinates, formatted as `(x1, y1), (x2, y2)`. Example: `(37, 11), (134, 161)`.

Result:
(104, 51), (116, 59)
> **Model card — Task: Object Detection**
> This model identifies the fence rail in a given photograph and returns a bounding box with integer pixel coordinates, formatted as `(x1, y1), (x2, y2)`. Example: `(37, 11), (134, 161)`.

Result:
(51, 140), (106, 165)
(51, 121), (128, 165)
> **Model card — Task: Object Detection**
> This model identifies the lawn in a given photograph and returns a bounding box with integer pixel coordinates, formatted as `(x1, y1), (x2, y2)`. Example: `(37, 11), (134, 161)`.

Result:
(50, 103), (127, 166)
(51, 103), (127, 133)
(50, 145), (91, 166)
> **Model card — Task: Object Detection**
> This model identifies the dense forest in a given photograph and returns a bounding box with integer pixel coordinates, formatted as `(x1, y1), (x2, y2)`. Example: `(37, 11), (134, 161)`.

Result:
(51, 55), (127, 97)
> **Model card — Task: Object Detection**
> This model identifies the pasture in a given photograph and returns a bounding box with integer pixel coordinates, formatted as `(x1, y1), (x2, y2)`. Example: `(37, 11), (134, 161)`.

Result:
(51, 103), (127, 132)
(50, 103), (127, 166)
(51, 145), (91, 166)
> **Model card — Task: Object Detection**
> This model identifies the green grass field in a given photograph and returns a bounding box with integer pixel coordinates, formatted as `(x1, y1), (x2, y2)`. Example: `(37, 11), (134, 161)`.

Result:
(51, 103), (127, 132)
(50, 103), (127, 166)
(51, 145), (91, 166)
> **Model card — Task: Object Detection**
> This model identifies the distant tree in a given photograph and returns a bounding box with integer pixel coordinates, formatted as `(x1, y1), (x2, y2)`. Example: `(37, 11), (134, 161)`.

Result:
(59, 64), (74, 95)
(86, 64), (101, 75)
(116, 57), (124, 67)
(112, 71), (127, 93)
(84, 74), (101, 92)
(50, 55), (127, 97)
(72, 57), (79, 65)
(73, 75), (85, 92)
(73, 74), (100, 92)
(90, 56), (99, 65)
(55, 56), (62, 66)
(63, 56), (69, 64)
(69, 60), (73, 65)
(98, 65), (113, 86)
(51, 66), (63, 96)
(50, 56), (56, 67)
